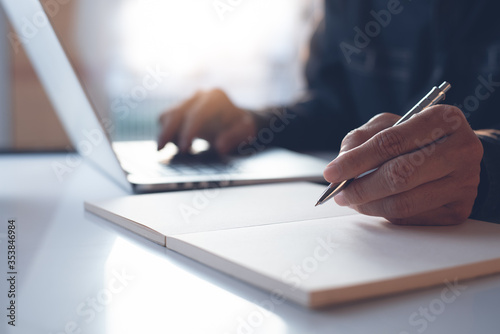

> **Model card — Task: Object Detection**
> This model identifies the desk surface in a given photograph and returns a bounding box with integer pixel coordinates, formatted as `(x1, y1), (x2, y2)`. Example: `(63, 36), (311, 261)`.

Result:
(1, 153), (500, 334)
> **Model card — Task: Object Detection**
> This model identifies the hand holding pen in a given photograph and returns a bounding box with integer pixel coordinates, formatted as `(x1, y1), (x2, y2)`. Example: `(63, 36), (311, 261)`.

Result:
(316, 82), (484, 225)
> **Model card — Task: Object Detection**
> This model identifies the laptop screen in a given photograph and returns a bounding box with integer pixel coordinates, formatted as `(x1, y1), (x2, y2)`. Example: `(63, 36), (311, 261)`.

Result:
(2, 0), (132, 191)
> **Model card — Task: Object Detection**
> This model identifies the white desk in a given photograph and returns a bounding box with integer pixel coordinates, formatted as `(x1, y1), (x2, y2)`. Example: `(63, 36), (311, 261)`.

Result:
(1, 153), (500, 334)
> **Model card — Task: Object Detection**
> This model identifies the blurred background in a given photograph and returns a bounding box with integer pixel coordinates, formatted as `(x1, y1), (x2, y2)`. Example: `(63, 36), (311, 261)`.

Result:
(0, 0), (322, 151)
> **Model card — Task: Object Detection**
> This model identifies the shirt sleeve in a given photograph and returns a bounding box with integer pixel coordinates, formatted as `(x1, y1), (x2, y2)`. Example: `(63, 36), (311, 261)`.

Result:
(471, 127), (500, 223)
(250, 15), (359, 151)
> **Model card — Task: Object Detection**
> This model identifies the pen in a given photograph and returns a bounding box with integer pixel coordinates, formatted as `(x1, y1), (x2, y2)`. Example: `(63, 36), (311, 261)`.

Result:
(315, 81), (452, 207)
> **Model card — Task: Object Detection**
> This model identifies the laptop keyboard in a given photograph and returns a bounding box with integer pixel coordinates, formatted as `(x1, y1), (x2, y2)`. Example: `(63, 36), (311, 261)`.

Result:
(161, 150), (241, 175)
(113, 140), (241, 179)
(157, 161), (239, 177)
(119, 158), (239, 179)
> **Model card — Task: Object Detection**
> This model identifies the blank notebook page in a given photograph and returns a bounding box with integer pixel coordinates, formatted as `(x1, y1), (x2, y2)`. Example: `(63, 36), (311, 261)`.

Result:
(167, 215), (500, 307)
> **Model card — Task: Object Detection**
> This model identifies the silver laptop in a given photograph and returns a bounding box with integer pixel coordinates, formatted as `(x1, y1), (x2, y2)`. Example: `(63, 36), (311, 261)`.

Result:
(2, 0), (328, 193)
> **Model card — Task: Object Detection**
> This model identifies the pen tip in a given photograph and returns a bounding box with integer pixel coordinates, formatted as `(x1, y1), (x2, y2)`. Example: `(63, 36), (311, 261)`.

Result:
(315, 201), (321, 207)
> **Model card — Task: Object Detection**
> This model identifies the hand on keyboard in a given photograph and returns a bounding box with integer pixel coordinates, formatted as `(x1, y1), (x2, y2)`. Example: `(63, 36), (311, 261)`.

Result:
(157, 89), (256, 155)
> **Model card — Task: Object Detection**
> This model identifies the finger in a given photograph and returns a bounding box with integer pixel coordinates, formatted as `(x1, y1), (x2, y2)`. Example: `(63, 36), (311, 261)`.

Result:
(177, 90), (229, 152)
(345, 176), (476, 224)
(386, 202), (470, 226)
(324, 105), (466, 183)
(339, 113), (401, 154)
(177, 99), (213, 152)
(334, 133), (461, 206)
(157, 93), (200, 150)
(215, 114), (256, 155)
(157, 111), (183, 150)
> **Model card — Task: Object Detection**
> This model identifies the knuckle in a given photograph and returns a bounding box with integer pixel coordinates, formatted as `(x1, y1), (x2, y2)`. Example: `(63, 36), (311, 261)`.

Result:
(382, 158), (416, 191)
(369, 112), (400, 125)
(210, 88), (226, 99)
(193, 90), (205, 98)
(338, 152), (357, 175)
(461, 171), (481, 193)
(345, 182), (366, 204)
(442, 104), (466, 126)
(371, 113), (391, 121)
(444, 207), (469, 225)
(442, 104), (465, 119)
(342, 129), (365, 150)
(462, 160), (482, 184)
(159, 112), (169, 123)
(159, 110), (178, 125)
(422, 105), (466, 133)
(383, 194), (415, 218)
(373, 129), (407, 160)
(468, 136), (484, 161)
(346, 128), (364, 142)
(353, 204), (369, 216)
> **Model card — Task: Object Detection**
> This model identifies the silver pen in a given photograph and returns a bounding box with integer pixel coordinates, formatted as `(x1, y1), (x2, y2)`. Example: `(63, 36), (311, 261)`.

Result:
(315, 81), (452, 207)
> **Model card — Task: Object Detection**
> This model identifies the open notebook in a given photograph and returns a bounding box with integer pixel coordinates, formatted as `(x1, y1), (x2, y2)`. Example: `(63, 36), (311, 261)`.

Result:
(85, 182), (500, 308)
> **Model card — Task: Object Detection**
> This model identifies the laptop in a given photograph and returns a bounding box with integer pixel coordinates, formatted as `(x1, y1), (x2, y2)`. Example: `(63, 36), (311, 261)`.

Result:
(2, 0), (328, 193)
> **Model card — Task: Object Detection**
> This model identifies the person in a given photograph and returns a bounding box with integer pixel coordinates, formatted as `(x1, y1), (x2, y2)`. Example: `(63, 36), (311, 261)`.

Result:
(157, 0), (500, 225)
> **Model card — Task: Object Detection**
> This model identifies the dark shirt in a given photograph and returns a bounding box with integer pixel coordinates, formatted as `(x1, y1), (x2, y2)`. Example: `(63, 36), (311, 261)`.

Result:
(255, 0), (500, 222)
